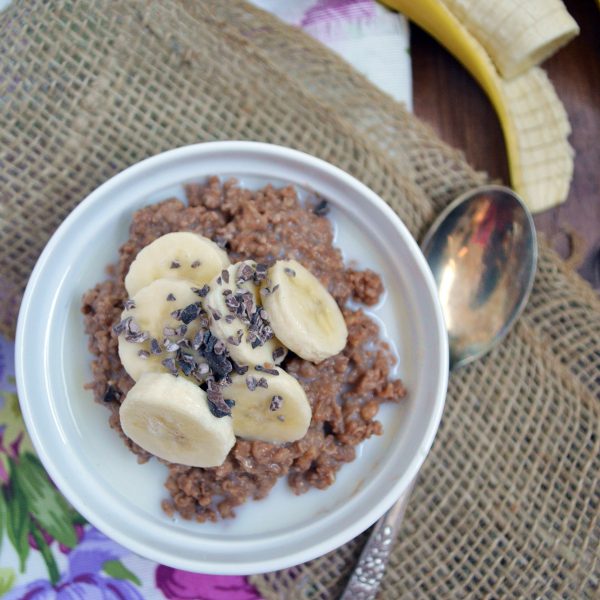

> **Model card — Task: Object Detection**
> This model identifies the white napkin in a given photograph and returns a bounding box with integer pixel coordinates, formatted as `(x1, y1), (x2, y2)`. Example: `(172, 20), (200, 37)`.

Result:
(251, 0), (412, 110)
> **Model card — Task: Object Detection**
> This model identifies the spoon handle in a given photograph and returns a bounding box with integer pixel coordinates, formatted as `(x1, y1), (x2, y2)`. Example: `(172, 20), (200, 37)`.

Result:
(339, 485), (413, 600)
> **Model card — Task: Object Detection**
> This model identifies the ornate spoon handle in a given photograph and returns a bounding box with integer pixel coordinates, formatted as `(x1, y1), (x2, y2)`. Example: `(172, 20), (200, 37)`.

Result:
(339, 486), (413, 600)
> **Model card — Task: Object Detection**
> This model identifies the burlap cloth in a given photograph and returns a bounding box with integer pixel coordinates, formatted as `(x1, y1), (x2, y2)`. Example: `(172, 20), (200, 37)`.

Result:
(1, 1), (598, 597)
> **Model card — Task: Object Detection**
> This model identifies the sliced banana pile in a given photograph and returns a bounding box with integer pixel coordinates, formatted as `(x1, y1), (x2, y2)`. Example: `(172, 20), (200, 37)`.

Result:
(113, 232), (349, 467)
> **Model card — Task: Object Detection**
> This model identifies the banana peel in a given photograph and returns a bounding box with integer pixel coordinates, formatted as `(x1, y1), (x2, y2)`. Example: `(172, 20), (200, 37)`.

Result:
(381, 0), (576, 213)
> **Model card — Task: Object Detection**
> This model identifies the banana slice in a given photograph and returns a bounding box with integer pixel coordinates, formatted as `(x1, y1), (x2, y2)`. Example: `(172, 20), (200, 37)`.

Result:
(204, 261), (287, 367)
(226, 367), (311, 443)
(261, 260), (347, 363)
(125, 232), (230, 296)
(120, 372), (235, 467)
(117, 278), (204, 381)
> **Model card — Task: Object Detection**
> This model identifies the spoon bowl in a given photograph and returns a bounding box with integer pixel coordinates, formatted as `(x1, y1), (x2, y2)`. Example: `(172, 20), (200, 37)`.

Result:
(422, 185), (537, 369)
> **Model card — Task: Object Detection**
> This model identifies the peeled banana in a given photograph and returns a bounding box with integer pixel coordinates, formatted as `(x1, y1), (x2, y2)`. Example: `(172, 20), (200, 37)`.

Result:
(381, 0), (577, 212)
(262, 260), (348, 363)
(442, 0), (578, 79)
(227, 367), (312, 443)
(125, 232), (230, 296)
(117, 278), (204, 381)
(120, 372), (235, 467)
(204, 261), (286, 367)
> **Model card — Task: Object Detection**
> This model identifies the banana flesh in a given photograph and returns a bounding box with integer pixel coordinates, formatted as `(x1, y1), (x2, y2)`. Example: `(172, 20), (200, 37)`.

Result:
(380, 0), (576, 212)
(227, 367), (312, 443)
(442, 0), (578, 79)
(204, 261), (287, 367)
(119, 373), (235, 467)
(117, 278), (204, 381)
(125, 232), (230, 296)
(262, 260), (348, 363)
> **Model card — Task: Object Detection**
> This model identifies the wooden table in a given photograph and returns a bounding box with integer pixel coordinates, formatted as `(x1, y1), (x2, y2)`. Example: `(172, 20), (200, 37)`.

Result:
(411, 0), (600, 290)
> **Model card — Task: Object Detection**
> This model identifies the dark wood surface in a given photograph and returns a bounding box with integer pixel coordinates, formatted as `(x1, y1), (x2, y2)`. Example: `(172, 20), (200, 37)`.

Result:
(411, 0), (600, 290)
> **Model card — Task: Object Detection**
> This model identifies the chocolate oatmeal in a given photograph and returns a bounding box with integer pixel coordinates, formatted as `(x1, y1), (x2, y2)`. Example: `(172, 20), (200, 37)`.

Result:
(82, 177), (407, 522)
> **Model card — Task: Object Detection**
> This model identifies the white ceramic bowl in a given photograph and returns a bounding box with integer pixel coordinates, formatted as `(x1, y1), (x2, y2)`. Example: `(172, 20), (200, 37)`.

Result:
(16, 142), (447, 574)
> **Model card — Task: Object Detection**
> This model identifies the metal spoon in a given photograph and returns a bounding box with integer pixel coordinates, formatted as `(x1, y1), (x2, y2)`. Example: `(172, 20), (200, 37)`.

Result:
(340, 185), (537, 599)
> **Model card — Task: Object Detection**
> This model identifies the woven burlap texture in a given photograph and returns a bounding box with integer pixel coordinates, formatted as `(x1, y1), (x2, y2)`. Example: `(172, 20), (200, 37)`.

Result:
(1, 1), (598, 598)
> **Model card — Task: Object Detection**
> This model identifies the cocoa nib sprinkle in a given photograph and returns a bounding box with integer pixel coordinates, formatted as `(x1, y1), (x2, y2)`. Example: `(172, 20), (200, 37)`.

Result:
(150, 338), (162, 354)
(313, 199), (330, 216)
(161, 357), (178, 375)
(225, 314), (236, 324)
(221, 269), (230, 284)
(103, 384), (121, 403)
(209, 306), (222, 321)
(226, 330), (243, 346)
(213, 339), (227, 355)
(170, 260), (181, 269)
(254, 263), (268, 282)
(199, 331), (233, 380)
(284, 267), (296, 278)
(191, 260), (202, 268)
(270, 395), (283, 411)
(192, 331), (204, 351)
(164, 340), (180, 353)
(230, 359), (249, 375)
(163, 326), (176, 337)
(166, 293), (176, 302)
(123, 299), (136, 310)
(272, 347), (286, 362)
(236, 263), (255, 284)
(112, 316), (132, 335)
(255, 365), (279, 376)
(247, 308), (274, 349)
(114, 316), (149, 343)
(192, 284), (210, 297)
(260, 284), (279, 297)
(206, 379), (233, 418)
(246, 375), (258, 391)
(176, 350), (195, 376)
(257, 377), (268, 389)
(178, 303), (201, 325)
(138, 349), (150, 359)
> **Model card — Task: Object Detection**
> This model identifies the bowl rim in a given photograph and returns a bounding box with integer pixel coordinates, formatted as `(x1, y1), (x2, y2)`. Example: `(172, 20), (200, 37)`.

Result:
(15, 141), (448, 573)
